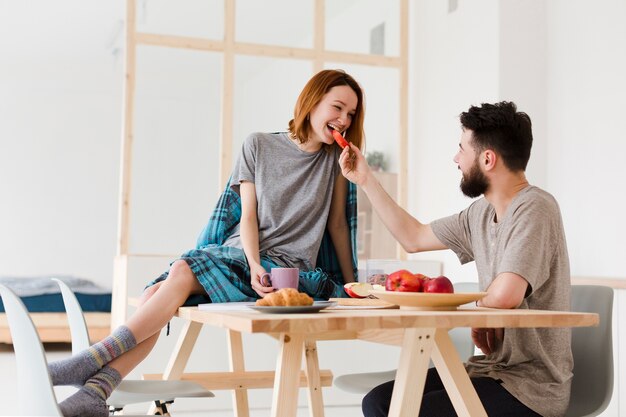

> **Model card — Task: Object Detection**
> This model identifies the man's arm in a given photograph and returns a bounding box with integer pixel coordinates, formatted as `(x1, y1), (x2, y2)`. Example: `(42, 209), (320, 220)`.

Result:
(473, 272), (529, 354)
(339, 144), (446, 253)
(478, 272), (528, 309)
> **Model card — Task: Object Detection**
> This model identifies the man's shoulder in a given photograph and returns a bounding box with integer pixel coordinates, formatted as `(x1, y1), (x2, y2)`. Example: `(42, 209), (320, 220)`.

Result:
(507, 186), (564, 229)
(465, 196), (492, 217)
(517, 185), (561, 212)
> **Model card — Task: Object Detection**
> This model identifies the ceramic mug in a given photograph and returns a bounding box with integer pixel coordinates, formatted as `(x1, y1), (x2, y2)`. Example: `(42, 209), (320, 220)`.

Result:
(260, 268), (299, 289)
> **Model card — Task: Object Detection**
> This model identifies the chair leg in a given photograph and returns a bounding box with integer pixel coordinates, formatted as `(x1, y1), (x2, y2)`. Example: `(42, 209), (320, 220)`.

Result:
(153, 400), (173, 416)
(111, 400), (173, 415)
(109, 406), (124, 415)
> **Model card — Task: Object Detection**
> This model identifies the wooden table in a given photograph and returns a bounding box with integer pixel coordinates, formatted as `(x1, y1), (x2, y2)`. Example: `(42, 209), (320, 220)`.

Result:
(145, 306), (598, 417)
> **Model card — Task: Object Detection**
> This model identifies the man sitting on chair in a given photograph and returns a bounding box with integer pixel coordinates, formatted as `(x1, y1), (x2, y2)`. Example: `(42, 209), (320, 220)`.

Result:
(338, 101), (572, 417)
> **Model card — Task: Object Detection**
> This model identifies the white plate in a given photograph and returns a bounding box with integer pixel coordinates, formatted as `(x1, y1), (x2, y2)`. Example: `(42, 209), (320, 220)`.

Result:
(369, 289), (487, 310)
(248, 301), (337, 314)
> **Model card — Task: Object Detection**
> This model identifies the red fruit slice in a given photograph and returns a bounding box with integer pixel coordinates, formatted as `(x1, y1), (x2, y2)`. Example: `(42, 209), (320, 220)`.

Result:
(344, 282), (373, 298)
(332, 129), (349, 149)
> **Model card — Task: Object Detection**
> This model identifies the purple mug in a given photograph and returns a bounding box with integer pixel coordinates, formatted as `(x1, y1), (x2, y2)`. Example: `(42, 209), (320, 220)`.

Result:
(260, 268), (299, 289)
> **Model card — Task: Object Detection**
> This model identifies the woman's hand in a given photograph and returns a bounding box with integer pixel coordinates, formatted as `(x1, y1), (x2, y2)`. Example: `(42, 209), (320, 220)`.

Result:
(338, 143), (371, 187)
(471, 327), (504, 355)
(249, 262), (274, 297)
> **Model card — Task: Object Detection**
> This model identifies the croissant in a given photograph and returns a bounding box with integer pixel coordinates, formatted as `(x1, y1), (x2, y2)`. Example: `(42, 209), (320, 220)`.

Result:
(256, 288), (314, 307)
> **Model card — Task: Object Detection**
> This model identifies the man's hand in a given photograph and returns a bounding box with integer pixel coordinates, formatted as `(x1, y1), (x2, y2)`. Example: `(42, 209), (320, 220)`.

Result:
(249, 263), (274, 297)
(472, 327), (504, 355)
(339, 143), (370, 186)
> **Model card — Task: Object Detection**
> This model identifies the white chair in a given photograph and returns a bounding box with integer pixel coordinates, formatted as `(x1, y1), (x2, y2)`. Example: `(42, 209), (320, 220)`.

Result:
(0, 284), (152, 416)
(565, 285), (614, 417)
(51, 278), (214, 415)
(334, 282), (478, 393)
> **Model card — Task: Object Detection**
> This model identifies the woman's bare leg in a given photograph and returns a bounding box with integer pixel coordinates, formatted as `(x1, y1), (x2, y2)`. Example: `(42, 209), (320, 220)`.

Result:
(107, 260), (206, 378)
(105, 280), (164, 377)
(125, 260), (205, 344)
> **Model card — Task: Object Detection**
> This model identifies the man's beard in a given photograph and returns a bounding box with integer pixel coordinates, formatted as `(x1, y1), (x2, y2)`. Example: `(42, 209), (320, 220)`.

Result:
(460, 160), (489, 198)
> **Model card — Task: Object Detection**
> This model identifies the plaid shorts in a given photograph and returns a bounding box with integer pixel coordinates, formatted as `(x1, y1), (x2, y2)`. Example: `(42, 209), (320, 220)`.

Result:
(146, 245), (345, 304)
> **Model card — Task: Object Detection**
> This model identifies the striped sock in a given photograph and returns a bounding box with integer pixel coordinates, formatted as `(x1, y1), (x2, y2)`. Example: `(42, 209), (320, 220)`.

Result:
(59, 366), (122, 417)
(49, 325), (136, 387)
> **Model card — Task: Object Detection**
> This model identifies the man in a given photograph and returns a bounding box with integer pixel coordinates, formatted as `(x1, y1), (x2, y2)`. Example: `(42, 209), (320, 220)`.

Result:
(338, 101), (572, 417)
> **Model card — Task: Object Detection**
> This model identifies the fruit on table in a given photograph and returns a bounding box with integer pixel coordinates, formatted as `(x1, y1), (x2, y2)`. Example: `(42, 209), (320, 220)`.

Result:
(385, 269), (424, 292)
(422, 275), (454, 293)
(332, 129), (349, 149)
(382, 271), (455, 293)
(414, 273), (430, 289)
(344, 282), (384, 298)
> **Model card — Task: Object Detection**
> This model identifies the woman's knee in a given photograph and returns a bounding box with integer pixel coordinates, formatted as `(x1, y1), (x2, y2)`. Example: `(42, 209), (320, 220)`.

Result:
(168, 260), (201, 291)
(169, 259), (192, 276)
(139, 281), (163, 306)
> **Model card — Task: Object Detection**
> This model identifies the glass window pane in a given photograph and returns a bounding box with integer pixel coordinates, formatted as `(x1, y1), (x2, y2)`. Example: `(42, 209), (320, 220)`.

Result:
(235, 0), (314, 48)
(325, 63), (400, 173)
(136, 0), (223, 40)
(325, 0), (400, 57)
(232, 56), (313, 163)
(132, 47), (222, 255)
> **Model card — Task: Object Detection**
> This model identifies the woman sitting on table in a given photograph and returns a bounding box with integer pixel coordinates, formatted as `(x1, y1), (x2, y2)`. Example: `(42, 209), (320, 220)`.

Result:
(48, 69), (364, 417)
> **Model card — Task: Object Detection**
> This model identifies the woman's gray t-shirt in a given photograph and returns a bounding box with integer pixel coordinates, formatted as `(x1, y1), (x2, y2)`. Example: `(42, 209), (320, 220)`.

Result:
(431, 185), (573, 417)
(223, 132), (339, 271)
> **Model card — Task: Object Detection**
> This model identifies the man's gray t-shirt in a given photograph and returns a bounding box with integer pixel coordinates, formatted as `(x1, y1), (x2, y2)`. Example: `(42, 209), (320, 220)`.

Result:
(431, 186), (573, 417)
(223, 132), (339, 271)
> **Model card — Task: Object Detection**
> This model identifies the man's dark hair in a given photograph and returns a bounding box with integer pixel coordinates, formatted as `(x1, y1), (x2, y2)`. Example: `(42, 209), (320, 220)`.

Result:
(460, 101), (533, 172)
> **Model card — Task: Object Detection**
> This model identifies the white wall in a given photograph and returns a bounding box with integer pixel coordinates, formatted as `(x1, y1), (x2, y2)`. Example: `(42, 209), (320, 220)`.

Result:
(0, 58), (122, 287)
(408, 0), (501, 282)
(407, 0), (625, 283)
(545, 0), (626, 278)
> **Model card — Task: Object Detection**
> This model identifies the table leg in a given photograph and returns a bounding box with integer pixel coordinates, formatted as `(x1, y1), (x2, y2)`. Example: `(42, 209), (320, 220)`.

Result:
(162, 320), (203, 379)
(388, 327), (436, 417)
(271, 333), (305, 417)
(431, 328), (487, 417)
(228, 329), (250, 417)
(303, 339), (325, 417)
(148, 320), (203, 414)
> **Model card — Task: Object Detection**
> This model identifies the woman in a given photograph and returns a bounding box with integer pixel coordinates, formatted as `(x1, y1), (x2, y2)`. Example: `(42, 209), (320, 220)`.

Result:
(50, 69), (365, 417)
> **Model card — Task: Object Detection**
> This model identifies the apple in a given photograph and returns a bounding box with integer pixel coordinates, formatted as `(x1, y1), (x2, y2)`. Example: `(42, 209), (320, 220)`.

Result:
(385, 269), (423, 292)
(344, 282), (373, 298)
(423, 275), (454, 294)
(414, 273), (430, 289)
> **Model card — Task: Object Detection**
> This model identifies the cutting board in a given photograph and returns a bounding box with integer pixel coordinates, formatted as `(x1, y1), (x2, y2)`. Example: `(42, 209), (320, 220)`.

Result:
(328, 297), (398, 309)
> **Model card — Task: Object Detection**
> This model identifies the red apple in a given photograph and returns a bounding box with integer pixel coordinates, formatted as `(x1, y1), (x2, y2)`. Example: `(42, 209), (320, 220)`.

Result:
(423, 275), (454, 293)
(385, 269), (423, 292)
(414, 273), (430, 290)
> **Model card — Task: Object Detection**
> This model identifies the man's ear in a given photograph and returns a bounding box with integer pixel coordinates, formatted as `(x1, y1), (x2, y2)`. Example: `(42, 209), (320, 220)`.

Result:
(483, 150), (497, 171)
